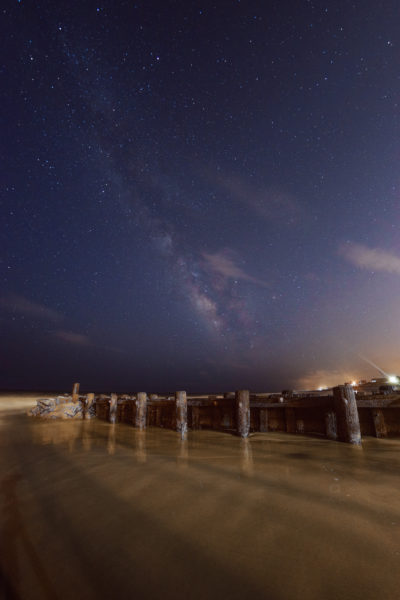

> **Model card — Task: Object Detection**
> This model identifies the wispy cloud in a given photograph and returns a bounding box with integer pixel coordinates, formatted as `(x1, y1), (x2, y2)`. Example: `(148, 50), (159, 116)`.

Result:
(340, 243), (400, 275)
(53, 330), (92, 346)
(152, 232), (173, 256)
(206, 170), (300, 224)
(202, 249), (270, 288)
(51, 329), (123, 353)
(0, 293), (63, 322)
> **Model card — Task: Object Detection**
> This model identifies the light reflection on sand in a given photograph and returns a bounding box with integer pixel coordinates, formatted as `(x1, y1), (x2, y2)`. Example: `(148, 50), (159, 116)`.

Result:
(1, 395), (400, 599)
(0, 393), (43, 415)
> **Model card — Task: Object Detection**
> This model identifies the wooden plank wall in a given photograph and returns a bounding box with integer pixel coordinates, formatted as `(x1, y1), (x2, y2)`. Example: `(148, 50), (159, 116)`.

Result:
(74, 384), (400, 443)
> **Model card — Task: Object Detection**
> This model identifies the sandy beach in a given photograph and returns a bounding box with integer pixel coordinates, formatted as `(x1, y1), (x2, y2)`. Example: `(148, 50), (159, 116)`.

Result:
(1, 392), (400, 599)
(0, 392), (51, 414)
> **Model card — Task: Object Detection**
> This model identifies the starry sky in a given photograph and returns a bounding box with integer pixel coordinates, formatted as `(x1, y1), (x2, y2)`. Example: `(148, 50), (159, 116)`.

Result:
(1, 0), (400, 393)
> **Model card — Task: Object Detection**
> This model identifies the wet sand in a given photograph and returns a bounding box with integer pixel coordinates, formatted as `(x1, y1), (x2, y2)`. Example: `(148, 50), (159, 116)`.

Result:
(1, 394), (399, 599)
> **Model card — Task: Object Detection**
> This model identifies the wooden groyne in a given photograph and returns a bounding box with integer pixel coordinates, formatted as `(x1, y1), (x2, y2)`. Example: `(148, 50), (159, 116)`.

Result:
(70, 383), (400, 444)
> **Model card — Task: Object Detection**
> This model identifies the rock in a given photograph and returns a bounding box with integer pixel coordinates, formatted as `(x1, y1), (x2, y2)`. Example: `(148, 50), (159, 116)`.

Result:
(85, 404), (96, 419)
(30, 398), (84, 419)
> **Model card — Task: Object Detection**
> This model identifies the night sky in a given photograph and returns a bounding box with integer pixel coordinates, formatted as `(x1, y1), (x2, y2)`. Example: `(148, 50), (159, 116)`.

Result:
(1, 0), (400, 393)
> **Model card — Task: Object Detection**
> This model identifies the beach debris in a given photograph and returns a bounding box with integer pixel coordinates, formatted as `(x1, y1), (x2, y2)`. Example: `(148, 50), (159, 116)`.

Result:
(30, 396), (84, 419)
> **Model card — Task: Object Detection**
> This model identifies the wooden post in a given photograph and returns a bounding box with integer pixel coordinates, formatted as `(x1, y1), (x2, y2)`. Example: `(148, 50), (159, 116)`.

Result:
(325, 411), (338, 440)
(155, 407), (162, 427)
(135, 392), (147, 430)
(191, 406), (200, 430)
(176, 391), (188, 440)
(333, 385), (362, 444)
(85, 393), (95, 420)
(259, 408), (269, 432)
(109, 393), (118, 424)
(285, 408), (296, 433)
(72, 382), (80, 403)
(236, 390), (250, 438)
(371, 409), (387, 438)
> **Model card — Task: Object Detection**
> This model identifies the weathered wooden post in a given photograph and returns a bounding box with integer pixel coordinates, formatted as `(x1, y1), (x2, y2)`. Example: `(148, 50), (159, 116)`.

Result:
(325, 411), (338, 440)
(135, 392), (147, 430)
(259, 408), (269, 432)
(285, 408), (296, 433)
(176, 391), (188, 440)
(109, 393), (118, 424)
(72, 382), (80, 403)
(85, 393), (95, 419)
(371, 409), (387, 438)
(333, 385), (361, 444)
(236, 390), (250, 438)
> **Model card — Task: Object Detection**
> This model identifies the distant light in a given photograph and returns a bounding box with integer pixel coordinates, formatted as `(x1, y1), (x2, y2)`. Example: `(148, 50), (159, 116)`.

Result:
(388, 375), (399, 384)
(351, 381), (357, 386)
(318, 386), (326, 391)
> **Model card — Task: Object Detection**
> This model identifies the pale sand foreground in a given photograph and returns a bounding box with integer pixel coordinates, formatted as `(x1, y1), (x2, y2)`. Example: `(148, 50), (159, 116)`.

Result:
(1, 393), (400, 599)
(0, 392), (58, 414)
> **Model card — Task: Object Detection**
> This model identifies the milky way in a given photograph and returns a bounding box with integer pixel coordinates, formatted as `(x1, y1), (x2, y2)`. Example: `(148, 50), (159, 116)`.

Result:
(2, 1), (400, 392)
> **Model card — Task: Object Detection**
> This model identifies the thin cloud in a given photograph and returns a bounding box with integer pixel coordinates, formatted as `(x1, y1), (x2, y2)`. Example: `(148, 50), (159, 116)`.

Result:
(340, 243), (400, 275)
(0, 293), (63, 322)
(202, 250), (270, 288)
(152, 232), (173, 256)
(206, 170), (300, 224)
(54, 330), (92, 346)
(51, 329), (124, 353)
